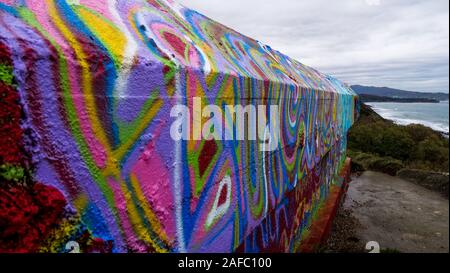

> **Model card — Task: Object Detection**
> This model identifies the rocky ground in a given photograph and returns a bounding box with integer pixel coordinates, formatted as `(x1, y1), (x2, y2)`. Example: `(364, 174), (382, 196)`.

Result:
(321, 171), (449, 253)
(320, 207), (365, 253)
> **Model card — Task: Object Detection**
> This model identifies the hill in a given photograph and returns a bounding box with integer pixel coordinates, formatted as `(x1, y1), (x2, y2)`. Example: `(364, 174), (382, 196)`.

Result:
(351, 85), (449, 101)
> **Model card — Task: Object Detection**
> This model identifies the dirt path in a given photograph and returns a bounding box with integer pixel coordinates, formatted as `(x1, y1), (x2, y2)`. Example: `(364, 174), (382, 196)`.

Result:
(344, 171), (449, 253)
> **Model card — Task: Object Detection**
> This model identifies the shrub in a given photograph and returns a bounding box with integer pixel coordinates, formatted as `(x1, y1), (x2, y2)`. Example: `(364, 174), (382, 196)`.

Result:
(404, 124), (440, 142)
(367, 157), (404, 176)
(397, 169), (449, 197)
(348, 104), (449, 173)
(349, 151), (404, 176)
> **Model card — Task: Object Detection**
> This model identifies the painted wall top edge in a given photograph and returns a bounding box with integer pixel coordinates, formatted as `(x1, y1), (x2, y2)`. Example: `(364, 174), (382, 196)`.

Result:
(0, 0), (357, 97)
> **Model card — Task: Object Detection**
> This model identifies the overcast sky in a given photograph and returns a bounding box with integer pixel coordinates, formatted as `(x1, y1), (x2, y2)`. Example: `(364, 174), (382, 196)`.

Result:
(178, 0), (449, 93)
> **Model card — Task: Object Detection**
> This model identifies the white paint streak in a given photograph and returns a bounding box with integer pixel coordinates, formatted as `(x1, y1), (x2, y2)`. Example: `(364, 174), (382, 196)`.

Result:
(262, 126), (269, 216)
(205, 175), (232, 228)
(173, 60), (186, 252)
(108, 0), (138, 98)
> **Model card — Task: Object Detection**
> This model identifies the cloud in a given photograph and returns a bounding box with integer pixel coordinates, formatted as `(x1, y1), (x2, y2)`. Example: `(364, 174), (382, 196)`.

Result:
(178, 0), (449, 93)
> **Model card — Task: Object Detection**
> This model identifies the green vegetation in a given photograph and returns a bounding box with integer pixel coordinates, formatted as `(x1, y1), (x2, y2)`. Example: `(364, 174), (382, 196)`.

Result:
(0, 164), (25, 183)
(0, 64), (14, 86)
(349, 151), (404, 176)
(397, 169), (449, 197)
(348, 104), (449, 174)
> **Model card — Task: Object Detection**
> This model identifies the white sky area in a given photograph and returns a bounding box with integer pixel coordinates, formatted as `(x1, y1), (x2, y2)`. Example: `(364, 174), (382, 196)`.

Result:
(178, 0), (449, 93)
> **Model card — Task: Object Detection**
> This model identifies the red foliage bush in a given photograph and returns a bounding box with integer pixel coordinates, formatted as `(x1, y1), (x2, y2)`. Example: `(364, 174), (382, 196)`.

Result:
(0, 82), (23, 165)
(0, 183), (67, 253)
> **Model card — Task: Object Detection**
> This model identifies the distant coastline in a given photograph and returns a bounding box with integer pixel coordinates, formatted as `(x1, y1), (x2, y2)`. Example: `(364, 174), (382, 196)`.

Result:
(366, 101), (449, 135)
(359, 94), (440, 103)
(351, 84), (449, 135)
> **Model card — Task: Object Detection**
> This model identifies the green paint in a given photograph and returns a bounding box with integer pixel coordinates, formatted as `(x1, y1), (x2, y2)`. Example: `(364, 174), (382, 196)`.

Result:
(18, 7), (116, 210)
(115, 87), (159, 144)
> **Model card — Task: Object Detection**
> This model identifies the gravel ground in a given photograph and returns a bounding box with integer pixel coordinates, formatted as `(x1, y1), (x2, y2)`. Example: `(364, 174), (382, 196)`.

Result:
(321, 171), (449, 253)
(320, 207), (366, 253)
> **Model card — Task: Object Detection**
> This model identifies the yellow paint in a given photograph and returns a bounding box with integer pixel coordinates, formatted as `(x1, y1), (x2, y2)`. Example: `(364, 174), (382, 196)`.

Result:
(73, 193), (89, 211)
(74, 6), (127, 66)
(112, 98), (163, 160)
(122, 182), (168, 253)
(129, 173), (169, 243)
(48, 0), (123, 184)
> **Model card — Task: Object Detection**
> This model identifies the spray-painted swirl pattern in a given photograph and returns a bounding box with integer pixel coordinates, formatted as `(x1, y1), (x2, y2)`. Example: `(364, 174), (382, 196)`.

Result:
(0, 0), (358, 252)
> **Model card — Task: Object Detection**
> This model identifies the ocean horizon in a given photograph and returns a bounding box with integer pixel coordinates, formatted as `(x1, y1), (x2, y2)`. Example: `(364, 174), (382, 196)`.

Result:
(366, 101), (449, 133)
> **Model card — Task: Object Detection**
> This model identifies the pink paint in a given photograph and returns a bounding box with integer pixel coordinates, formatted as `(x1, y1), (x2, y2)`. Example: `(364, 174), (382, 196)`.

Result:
(26, 1), (71, 50)
(79, 0), (115, 21)
(1, 0), (15, 6)
(151, 22), (201, 67)
(131, 141), (176, 241)
(71, 93), (108, 169)
(188, 169), (236, 249)
(107, 177), (149, 252)
(26, 0), (108, 168)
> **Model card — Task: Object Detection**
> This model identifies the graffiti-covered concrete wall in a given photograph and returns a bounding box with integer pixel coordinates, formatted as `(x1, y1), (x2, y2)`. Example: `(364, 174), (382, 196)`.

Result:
(0, 0), (358, 253)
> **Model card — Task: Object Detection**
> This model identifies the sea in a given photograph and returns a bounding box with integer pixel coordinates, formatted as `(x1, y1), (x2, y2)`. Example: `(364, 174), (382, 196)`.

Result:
(366, 101), (449, 133)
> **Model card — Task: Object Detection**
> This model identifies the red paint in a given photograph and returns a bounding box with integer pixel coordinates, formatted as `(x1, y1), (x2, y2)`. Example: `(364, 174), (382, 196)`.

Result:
(299, 158), (352, 253)
(14, 39), (81, 197)
(217, 181), (228, 206)
(163, 31), (187, 58)
(199, 140), (217, 177)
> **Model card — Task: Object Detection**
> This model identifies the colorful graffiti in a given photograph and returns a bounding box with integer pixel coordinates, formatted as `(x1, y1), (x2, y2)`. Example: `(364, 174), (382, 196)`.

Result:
(0, 0), (358, 253)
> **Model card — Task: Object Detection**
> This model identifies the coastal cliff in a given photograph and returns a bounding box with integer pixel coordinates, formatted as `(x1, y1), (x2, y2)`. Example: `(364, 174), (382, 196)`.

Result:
(348, 103), (449, 196)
